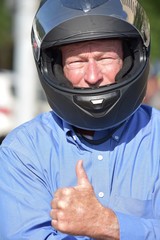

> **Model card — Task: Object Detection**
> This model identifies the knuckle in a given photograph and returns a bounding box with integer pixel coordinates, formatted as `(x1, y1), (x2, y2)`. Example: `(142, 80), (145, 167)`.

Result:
(51, 209), (58, 221)
(54, 187), (73, 198)
(57, 199), (66, 209)
(62, 187), (73, 195)
(57, 210), (65, 220)
(57, 221), (68, 233)
(57, 198), (70, 209)
(51, 200), (57, 209)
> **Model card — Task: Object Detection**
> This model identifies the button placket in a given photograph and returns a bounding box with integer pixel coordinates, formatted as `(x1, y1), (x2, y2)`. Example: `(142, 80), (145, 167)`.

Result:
(91, 151), (110, 205)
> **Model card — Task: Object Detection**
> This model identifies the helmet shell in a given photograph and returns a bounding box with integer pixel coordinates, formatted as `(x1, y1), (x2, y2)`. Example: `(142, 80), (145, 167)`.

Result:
(32, 0), (150, 130)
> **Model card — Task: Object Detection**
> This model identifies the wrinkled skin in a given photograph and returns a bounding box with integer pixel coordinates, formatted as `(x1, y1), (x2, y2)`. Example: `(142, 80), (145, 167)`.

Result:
(61, 39), (123, 88)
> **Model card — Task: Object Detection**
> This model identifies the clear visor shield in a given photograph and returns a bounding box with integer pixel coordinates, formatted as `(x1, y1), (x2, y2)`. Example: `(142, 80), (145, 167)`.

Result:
(32, 0), (150, 62)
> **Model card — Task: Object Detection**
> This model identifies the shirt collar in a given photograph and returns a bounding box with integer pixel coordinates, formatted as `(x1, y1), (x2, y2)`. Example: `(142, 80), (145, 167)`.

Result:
(63, 120), (128, 143)
(111, 121), (128, 142)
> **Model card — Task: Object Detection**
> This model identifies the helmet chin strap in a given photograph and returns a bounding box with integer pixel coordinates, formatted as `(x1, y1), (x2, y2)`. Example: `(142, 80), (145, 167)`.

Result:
(52, 41), (133, 88)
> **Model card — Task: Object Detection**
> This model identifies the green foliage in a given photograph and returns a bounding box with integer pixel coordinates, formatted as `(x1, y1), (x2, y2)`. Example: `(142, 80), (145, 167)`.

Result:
(0, 0), (13, 69)
(139, 0), (160, 61)
(0, 0), (12, 45)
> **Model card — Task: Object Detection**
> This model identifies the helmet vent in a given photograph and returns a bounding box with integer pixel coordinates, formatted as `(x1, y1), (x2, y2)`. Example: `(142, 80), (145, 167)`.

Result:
(61, 0), (109, 12)
(74, 91), (120, 117)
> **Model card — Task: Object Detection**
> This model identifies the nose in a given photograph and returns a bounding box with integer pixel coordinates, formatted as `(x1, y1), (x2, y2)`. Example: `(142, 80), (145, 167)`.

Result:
(84, 59), (103, 86)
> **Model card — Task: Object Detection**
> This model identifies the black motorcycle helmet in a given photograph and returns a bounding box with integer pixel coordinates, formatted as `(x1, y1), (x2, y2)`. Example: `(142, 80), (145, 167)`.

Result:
(31, 0), (150, 130)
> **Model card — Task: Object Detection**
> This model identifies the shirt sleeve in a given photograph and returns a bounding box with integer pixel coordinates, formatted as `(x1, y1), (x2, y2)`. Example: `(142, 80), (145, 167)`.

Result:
(0, 146), (80, 240)
(115, 212), (160, 240)
(115, 178), (160, 240)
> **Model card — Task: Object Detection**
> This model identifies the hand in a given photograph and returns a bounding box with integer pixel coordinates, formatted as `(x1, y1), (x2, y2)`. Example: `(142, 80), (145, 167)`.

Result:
(50, 160), (119, 239)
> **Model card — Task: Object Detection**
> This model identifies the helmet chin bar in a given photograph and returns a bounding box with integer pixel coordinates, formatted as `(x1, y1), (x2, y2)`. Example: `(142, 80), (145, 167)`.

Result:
(73, 91), (120, 118)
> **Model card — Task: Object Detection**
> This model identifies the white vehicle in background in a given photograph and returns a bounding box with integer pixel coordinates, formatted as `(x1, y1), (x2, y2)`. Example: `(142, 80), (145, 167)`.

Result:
(0, 71), (15, 142)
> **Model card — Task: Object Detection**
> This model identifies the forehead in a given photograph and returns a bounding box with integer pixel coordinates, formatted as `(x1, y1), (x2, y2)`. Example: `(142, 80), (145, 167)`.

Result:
(61, 39), (122, 55)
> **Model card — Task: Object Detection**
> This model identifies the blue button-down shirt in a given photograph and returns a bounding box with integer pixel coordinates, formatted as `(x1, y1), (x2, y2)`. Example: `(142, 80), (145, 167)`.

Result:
(0, 104), (160, 240)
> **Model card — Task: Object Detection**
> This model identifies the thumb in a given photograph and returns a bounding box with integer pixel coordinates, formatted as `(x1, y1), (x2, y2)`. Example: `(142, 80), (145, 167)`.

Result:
(76, 160), (91, 186)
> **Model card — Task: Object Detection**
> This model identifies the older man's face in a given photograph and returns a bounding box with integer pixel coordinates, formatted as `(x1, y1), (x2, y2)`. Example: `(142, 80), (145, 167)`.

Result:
(61, 39), (123, 88)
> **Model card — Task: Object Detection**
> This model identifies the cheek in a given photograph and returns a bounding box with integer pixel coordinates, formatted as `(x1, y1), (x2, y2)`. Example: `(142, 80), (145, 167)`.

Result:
(103, 63), (122, 80)
(63, 68), (84, 85)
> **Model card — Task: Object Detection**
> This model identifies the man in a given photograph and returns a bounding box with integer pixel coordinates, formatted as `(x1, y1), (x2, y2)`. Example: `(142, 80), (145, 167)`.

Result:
(0, 0), (160, 239)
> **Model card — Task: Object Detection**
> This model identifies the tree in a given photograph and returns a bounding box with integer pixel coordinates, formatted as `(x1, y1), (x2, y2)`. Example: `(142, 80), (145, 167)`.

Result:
(139, 0), (160, 61)
(0, 0), (13, 69)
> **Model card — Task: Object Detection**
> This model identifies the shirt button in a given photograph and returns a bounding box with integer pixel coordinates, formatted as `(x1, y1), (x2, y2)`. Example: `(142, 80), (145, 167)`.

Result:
(114, 135), (119, 140)
(73, 135), (77, 141)
(98, 192), (104, 198)
(98, 155), (103, 161)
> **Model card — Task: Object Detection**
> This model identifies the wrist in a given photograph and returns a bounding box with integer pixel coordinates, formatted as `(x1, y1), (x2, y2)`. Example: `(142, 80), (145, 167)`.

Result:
(91, 207), (120, 240)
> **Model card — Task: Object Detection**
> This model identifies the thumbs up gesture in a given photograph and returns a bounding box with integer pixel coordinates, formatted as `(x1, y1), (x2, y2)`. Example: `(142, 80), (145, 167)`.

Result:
(50, 160), (119, 239)
(76, 159), (91, 187)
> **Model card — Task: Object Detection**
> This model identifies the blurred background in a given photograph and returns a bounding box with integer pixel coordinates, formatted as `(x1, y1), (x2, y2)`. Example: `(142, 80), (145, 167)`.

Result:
(0, 0), (50, 142)
(0, 0), (160, 142)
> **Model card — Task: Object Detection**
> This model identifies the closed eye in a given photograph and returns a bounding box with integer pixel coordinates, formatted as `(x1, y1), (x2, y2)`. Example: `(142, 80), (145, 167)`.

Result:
(66, 60), (86, 69)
